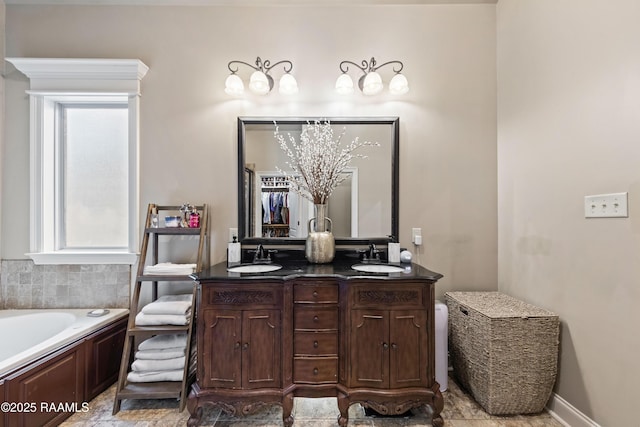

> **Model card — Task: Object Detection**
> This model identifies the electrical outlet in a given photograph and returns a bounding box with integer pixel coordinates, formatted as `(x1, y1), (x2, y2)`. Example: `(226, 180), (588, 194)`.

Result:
(412, 228), (422, 244)
(584, 192), (628, 218)
(229, 227), (238, 242)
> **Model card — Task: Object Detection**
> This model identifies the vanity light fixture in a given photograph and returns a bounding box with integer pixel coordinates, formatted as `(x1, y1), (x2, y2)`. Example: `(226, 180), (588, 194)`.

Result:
(225, 56), (298, 96)
(336, 57), (408, 96)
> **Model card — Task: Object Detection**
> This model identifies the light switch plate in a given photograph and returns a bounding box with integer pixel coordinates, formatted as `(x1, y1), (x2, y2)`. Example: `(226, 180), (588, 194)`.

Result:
(584, 192), (628, 218)
(412, 227), (422, 244)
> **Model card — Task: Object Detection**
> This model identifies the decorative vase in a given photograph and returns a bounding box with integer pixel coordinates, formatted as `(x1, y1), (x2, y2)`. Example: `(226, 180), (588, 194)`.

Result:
(305, 203), (335, 264)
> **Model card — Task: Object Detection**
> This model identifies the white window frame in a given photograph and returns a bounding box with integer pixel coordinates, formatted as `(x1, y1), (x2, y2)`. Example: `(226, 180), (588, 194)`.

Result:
(6, 58), (149, 264)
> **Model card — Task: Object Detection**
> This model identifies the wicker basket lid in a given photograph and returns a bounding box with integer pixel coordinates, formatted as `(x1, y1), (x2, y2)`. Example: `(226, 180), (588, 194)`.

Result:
(445, 291), (558, 319)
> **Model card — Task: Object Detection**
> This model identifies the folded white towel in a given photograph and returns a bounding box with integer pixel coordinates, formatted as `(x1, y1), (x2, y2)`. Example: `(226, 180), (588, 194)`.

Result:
(143, 263), (196, 275)
(138, 334), (187, 351)
(135, 348), (185, 360)
(132, 356), (186, 372)
(127, 369), (183, 383)
(135, 310), (190, 326)
(141, 294), (192, 316)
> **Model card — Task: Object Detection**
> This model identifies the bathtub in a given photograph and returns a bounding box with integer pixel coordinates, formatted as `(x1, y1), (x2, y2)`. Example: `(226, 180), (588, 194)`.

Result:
(0, 308), (129, 378)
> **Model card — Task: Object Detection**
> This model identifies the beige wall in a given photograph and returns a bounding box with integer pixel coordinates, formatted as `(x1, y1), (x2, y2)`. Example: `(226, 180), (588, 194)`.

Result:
(497, 1), (640, 425)
(2, 3), (498, 299)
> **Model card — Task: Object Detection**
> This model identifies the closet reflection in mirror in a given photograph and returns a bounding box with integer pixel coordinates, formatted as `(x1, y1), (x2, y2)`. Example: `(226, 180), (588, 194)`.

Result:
(251, 170), (357, 238)
(239, 118), (399, 242)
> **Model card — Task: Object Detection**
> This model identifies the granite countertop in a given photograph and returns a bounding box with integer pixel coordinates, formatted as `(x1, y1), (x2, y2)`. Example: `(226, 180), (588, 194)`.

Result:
(193, 250), (443, 282)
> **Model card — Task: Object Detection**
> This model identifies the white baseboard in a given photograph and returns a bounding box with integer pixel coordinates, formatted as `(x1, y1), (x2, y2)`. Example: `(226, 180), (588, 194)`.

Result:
(547, 393), (601, 427)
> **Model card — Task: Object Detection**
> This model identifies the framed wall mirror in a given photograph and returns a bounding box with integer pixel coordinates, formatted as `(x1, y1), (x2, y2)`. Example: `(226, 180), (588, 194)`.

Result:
(237, 117), (399, 245)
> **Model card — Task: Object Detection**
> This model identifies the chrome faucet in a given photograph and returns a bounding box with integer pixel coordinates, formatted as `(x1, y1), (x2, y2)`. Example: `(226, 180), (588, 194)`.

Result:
(368, 243), (381, 262)
(252, 244), (276, 263)
(253, 244), (266, 263)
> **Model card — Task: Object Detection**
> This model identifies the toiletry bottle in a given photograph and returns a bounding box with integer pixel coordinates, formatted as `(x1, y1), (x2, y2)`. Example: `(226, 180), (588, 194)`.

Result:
(228, 236), (241, 265)
(151, 207), (159, 228)
(388, 242), (401, 263)
(189, 209), (200, 228)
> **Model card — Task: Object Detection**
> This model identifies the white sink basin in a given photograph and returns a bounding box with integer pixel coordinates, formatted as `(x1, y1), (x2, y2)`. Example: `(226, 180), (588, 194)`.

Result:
(351, 264), (405, 274)
(227, 264), (283, 273)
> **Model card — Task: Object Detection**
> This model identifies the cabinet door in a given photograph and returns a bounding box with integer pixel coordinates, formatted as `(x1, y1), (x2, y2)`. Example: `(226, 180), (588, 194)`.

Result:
(349, 309), (389, 388)
(389, 310), (428, 388)
(243, 310), (281, 389)
(6, 345), (84, 427)
(202, 309), (242, 388)
(85, 317), (126, 400)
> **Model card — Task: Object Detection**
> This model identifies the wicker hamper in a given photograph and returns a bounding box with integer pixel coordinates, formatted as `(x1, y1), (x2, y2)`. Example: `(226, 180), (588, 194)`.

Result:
(445, 292), (559, 415)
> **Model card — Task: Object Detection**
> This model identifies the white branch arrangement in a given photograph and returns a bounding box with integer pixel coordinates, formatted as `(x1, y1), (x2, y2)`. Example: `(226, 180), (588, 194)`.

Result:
(274, 120), (378, 205)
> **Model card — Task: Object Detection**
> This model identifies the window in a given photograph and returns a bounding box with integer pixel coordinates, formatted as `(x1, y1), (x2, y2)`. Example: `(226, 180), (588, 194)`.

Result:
(6, 58), (148, 264)
(62, 103), (129, 249)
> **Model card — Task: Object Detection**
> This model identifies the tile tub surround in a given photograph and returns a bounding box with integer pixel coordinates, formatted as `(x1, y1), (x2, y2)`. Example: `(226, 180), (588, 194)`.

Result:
(0, 260), (131, 309)
(60, 375), (563, 427)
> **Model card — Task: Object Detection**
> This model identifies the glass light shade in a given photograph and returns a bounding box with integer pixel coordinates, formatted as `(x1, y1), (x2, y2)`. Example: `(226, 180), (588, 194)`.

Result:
(335, 73), (354, 95)
(249, 71), (271, 95)
(389, 73), (409, 95)
(224, 73), (244, 96)
(278, 73), (298, 95)
(362, 71), (383, 96)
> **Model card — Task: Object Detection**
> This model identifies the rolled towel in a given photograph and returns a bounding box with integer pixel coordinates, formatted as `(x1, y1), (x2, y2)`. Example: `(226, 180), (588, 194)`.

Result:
(138, 334), (187, 351)
(132, 356), (186, 372)
(127, 369), (183, 383)
(135, 348), (185, 360)
(135, 310), (190, 326)
(141, 294), (192, 316)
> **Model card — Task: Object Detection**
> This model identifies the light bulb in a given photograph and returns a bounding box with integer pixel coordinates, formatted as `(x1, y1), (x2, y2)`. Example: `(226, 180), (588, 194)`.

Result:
(224, 74), (244, 96)
(249, 71), (271, 95)
(279, 73), (298, 95)
(362, 71), (383, 96)
(335, 73), (354, 95)
(389, 73), (409, 95)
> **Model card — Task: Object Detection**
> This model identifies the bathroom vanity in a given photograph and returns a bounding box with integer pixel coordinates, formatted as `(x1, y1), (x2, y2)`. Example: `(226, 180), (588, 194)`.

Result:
(185, 115), (444, 425)
(186, 259), (444, 427)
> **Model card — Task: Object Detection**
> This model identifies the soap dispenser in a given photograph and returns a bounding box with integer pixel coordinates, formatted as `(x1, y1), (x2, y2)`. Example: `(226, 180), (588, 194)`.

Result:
(227, 236), (241, 265)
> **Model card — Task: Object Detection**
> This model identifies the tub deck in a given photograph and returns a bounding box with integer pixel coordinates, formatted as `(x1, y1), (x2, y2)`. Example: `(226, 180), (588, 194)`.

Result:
(0, 308), (129, 378)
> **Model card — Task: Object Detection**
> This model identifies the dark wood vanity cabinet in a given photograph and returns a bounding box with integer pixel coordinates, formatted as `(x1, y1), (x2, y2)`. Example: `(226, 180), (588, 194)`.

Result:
(201, 308), (281, 389)
(349, 309), (427, 389)
(347, 282), (429, 389)
(188, 275), (443, 427)
(189, 282), (285, 426)
(199, 283), (282, 390)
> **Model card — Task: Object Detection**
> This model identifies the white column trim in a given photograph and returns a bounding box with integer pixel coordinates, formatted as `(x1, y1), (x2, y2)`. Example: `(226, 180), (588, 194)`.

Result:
(6, 58), (148, 81)
(7, 58), (148, 265)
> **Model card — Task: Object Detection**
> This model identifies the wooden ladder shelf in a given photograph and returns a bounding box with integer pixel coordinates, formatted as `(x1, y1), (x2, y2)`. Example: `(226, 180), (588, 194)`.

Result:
(112, 203), (209, 414)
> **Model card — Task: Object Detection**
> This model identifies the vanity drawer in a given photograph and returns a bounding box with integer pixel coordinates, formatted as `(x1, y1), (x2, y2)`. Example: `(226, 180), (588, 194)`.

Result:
(293, 357), (338, 384)
(203, 283), (282, 309)
(294, 331), (338, 356)
(351, 283), (426, 309)
(294, 284), (338, 304)
(294, 307), (338, 330)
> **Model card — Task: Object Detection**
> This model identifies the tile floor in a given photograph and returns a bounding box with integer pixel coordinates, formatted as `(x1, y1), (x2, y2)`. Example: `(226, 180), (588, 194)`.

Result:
(61, 376), (563, 426)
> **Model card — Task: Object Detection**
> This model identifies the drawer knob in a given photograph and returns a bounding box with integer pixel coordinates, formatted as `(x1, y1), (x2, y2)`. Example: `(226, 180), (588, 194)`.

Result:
(243, 342), (249, 350)
(313, 368), (319, 375)
(382, 342), (389, 349)
(235, 342), (241, 349)
(391, 343), (398, 350)
(313, 341), (319, 348)
(313, 315), (319, 322)
(313, 291), (318, 298)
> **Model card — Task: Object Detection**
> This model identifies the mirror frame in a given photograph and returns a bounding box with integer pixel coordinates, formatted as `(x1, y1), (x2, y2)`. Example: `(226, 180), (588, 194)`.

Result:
(237, 116), (399, 246)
